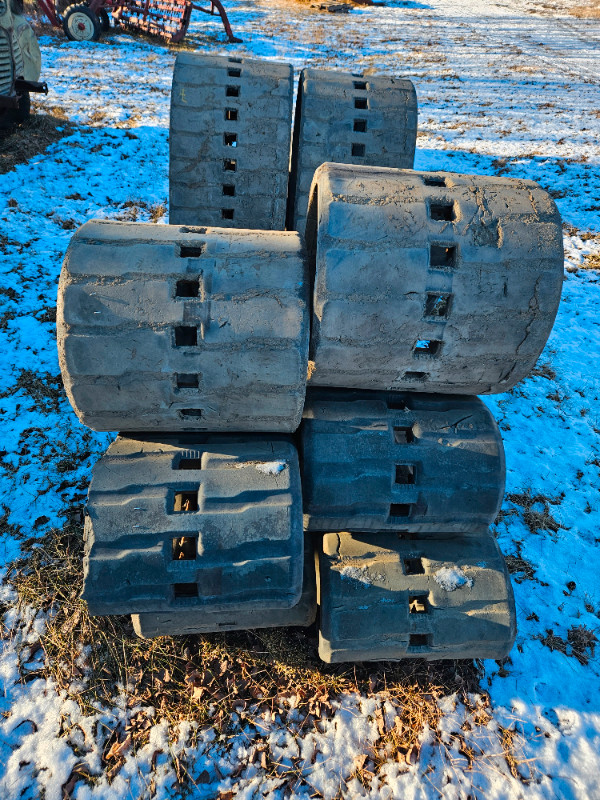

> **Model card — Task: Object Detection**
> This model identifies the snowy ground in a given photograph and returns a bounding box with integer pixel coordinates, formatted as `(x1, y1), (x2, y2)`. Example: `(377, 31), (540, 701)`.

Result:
(1, 0), (600, 797)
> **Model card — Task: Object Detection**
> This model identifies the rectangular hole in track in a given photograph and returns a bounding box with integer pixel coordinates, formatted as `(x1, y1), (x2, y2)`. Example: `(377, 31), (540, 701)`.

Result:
(429, 201), (455, 221)
(225, 108), (238, 121)
(423, 176), (446, 187)
(425, 292), (452, 318)
(175, 279), (199, 298)
(173, 491), (198, 512)
(172, 536), (197, 560)
(352, 143), (365, 157)
(404, 557), (424, 575)
(180, 409), (203, 419)
(393, 426), (414, 444)
(414, 339), (442, 357)
(221, 208), (234, 220)
(176, 373), (199, 389)
(177, 457), (202, 470)
(388, 400), (408, 411)
(226, 85), (240, 97)
(430, 244), (457, 268)
(353, 80), (367, 90)
(227, 67), (241, 77)
(403, 371), (428, 382)
(223, 158), (237, 172)
(408, 633), (431, 648)
(390, 503), (412, 519)
(174, 583), (199, 598)
(395, 464), (416, 484)
(353, 119), (367, 132)
(409, 595), (429, 614)
(179, 245), (204, 258)
(222, 184), (235, 196)
(224, 132), (237, 147)
(228, 56), (242, 63)
(354, 97), (368, 109)
(175, 326), (197, 347)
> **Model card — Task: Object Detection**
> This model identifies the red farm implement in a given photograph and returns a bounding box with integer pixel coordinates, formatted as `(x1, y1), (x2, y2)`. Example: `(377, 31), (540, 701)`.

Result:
(38, 0), (242, 43)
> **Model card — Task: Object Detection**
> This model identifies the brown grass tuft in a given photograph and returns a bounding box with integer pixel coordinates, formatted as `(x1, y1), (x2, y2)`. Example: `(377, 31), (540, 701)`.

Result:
(0, 112), (73, 175)
(570, 1), (600, 18)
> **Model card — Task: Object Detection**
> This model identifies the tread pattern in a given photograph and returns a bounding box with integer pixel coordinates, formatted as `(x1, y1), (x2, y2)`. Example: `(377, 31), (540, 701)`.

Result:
(318, 531), (516, 663)
(83, 436), (304, 615)
(57, 220), (309, 432)
(288, 68), (417, 232)
(307, 164), (564, 394)
(132, 535), (317, 637)
(170, 53), (293, 230)
(301, 389), (505, 534)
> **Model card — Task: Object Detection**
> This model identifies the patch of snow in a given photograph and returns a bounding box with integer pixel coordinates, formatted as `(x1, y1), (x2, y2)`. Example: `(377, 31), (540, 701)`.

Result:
(434, 566), (474, 592)
(255, 461), (286, 475)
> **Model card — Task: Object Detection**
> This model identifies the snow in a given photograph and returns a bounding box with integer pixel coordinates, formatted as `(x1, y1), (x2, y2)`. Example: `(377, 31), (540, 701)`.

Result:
(433, 567), (473, 592)
(0, 0), (599, 797)
(254, 461), (287, 475)
(340, 565), (384, 585)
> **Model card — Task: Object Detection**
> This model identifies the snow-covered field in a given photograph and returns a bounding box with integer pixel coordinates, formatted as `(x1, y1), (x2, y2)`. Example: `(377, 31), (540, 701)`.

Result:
(1, 0), (599, 797)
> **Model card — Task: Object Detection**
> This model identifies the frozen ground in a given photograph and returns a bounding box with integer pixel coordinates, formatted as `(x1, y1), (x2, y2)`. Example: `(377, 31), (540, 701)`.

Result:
(1, 0), (599, 797)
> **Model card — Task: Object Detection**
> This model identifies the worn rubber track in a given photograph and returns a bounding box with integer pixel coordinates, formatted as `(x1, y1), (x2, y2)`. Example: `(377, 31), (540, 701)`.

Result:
(306, 164), (564, 394)
(288, 68), (417, 232)
(57, 220), (309, 432)
(318, 531), (516, 663)
(132, 535), (317, 637)
(170, 53), (293, 230)
(82, 435), (304, 616)
(301, 389), (505, 534)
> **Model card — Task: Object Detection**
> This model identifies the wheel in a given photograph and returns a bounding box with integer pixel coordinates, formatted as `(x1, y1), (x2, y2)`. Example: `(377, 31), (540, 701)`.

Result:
(62, 4), (101, 41)
(98, 8), (111, 31)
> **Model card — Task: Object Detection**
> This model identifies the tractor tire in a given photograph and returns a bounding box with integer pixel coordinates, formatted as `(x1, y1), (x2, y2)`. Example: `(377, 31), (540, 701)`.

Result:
(62, 4), (101, 41)
(83, 435), (304, 616)
(306, 164), (564, 395)
(318, 531), (516, 663)
(57, 220), (309, 433)
(301, 389), (505, 534)
(132, 535), (317, 637)
(287, 68), (418, 232)
(169, 53), (293, 230)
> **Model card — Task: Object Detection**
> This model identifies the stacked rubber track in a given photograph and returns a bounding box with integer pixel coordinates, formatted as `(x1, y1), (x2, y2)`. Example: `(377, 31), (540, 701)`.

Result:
(57, 56), (565, 664)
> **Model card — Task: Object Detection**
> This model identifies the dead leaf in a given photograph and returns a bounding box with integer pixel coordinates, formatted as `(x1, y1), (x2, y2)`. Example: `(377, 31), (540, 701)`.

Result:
(106, 733), (132, 761)
(405, 743), (420, 765)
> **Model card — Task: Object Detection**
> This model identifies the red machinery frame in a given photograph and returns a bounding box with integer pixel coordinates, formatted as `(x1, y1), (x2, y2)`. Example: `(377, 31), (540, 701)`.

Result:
(38, 0), (242, 44)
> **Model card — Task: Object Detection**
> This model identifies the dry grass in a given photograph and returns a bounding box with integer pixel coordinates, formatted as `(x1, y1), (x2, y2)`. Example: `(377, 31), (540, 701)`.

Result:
(3, 514), (485, 789)
(507, 489), (564, 537)
(0, 112), (73, 175)
(582, 252), (600, 270)
(538, 626), (597, 665)
(570, 1), (600, 18)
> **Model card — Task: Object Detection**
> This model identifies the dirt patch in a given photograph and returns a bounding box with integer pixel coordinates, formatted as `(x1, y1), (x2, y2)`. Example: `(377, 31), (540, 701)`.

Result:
(0, 112), (74, 175)
(570, 1), (600, 18)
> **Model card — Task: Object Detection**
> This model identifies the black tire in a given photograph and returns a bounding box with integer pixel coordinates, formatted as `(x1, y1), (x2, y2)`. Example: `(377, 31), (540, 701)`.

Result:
(62, 4), (101, 41)
(98, 8), (111, 31)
